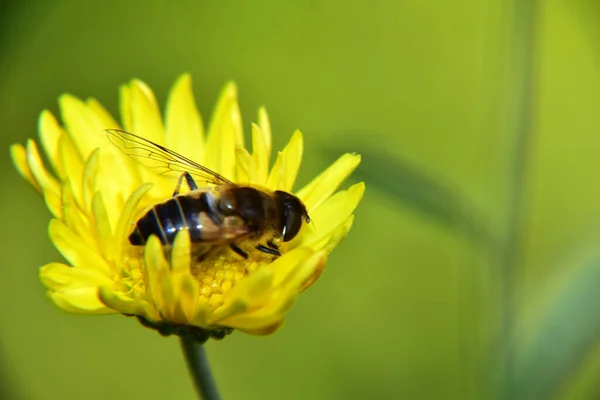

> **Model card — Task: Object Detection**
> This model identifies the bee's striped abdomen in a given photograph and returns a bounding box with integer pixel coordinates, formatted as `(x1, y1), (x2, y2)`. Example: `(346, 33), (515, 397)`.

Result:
(128, 192), (222, 246)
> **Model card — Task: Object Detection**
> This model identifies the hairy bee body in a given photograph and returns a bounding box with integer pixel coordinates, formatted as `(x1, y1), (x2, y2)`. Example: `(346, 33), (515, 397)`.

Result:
(107, 128), (310, 259)
(130, 186), (285, 245)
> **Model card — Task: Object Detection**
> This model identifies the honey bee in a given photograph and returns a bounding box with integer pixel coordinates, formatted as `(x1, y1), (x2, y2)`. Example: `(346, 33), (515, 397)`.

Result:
(106, 129), (310, 260)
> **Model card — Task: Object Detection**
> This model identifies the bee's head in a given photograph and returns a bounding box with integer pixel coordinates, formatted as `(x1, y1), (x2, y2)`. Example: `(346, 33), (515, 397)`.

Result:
(274, 190), (310, 242)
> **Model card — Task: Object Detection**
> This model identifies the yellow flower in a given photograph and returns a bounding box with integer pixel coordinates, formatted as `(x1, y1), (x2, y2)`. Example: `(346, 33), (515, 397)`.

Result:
(10, 74), (364, 341)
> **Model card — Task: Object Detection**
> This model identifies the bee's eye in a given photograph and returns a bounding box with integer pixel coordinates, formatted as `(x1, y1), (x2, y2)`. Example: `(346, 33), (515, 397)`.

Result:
(281, 210), (303, 242)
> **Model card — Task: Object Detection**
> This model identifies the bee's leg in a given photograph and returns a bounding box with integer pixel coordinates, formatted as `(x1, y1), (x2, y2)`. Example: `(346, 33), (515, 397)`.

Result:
(266, 240), (279, 250)
(229, 243), (249, 259)
(173, 172), (199, 196)
(256, 244), (281, 257)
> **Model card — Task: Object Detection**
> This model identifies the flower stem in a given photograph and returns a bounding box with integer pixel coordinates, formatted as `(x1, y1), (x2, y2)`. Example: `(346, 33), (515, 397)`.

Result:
(180, 336), (221, 400)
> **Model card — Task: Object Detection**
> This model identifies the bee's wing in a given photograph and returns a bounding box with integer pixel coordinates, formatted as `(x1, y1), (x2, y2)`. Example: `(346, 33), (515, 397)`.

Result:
(106, 129), (233, 185)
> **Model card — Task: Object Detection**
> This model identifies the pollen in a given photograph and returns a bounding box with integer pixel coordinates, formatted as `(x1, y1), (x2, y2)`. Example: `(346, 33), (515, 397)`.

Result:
(191, 247), (267, 308)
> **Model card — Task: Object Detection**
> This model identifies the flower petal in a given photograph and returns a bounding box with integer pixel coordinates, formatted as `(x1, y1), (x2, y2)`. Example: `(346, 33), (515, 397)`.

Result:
(297, 153), (361, 211)
(92, 192), (114, 263)
(266, 151), (286, 191)
(58, 94), (106, 161)
(86, 98), (120, 129)
(49, 288), (114, 314)
(266, 130), (303, 191)
(49, 219), (111, 274)
(98, 286), (160, 320)
(128, 79), (165, 145)
(169, 231), (195, 323)
(144, 235), (171, 319)
(26, 139), (60, 195)
(165, 74), (205, 163)
(43, 189), (62, 219)
(58, 134), (85, 208)
(269, 247), (313, 287)
(60, 180), (91, 244)
(38, 110), (66, 178)
(296, 182), (365, 250)
(258, 107), (272, 157)
(221, 291), (296, 331)
(204, 82), (243, 180)
(10, 144), (39, 191)
(251, 109), (271, 184)
(81, 149), (100, 211)
(119, 83), (133, 132)
(279, 250), (326, 291)
(235, 146), (254, 183)
(40, 262), (113, 290)
(211, 267), (274, 323)
(112, 183), (153, 261)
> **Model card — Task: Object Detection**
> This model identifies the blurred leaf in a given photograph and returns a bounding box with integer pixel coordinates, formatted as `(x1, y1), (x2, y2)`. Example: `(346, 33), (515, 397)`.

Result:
(514, 254), (600, 399)
(323, 141), (491, 246)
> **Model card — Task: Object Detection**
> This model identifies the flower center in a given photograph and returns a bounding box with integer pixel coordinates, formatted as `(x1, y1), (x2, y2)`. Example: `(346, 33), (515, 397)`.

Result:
(119, 239), (279, 311)
(191, 241), (277, 309)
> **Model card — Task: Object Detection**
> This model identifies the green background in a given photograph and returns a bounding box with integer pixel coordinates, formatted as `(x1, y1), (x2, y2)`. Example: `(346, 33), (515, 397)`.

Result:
(1, 1), (600, 399)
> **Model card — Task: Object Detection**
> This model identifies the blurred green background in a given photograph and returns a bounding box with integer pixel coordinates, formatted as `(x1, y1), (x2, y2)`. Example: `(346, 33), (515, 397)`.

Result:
(2, 1), (600, 399)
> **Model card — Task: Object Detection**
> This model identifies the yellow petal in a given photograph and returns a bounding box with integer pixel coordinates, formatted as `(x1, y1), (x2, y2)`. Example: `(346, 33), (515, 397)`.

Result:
(169, 231), (195, 323)
(49, 288), (114, 314)
(267, 130), (303, 191)
(240, 321), (283, 336)
(92, 193), (114, 262)
(190, 300), (212, 327)
(119, 84), (133, 132)
(171, 230), (192, 277)
(95, 137), (144, 222)
(58, 94), (106, 161)
(204, 82), (243, 179)
(26, 139), (60, 195)
(297, 182), (365, 250)
(211, 267), (274, 323)
(178, 274), (201, 323)
(98, 286), (160, 320)
(266, 151), (286, 190)
(269, 247), (313, 287)
(10, 144), (39, 191)
(165, 74), (205, 163)
(299, 251), (329, 291)
(251, 121), (270, 184)
(58, 134), (85, 208)
(81, 149), (100, 211)
(40, 262), (112, 290)
(112, 183), (153, 261)
(258, 107), (272, 158)
(128, 79), (165, 145)
(43, 188), (62, 219)
(38, 110), (65, 178)
(49, 219), (111, 274)
(279, 250), (326, 291)
(86, 98), (120, 129)
(235, 146), (254, 183)
(60, 180), (91, 245)
(144, 235), (171, 318)
(321, 215), (354, 254)
(297, 153), (361, 211)
(221, 291), (296, 331)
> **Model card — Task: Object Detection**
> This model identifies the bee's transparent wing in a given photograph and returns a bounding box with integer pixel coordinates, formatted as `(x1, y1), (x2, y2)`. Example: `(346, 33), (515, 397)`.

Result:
(106, 129), (233, 185)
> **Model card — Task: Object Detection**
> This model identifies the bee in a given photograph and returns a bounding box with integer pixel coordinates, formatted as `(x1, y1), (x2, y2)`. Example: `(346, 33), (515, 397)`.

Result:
(106, 129), (310, 260)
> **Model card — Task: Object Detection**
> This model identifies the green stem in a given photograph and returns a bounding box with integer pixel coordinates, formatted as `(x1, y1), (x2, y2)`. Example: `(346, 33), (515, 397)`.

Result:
(180, 336), (221, 400)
